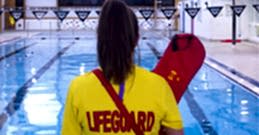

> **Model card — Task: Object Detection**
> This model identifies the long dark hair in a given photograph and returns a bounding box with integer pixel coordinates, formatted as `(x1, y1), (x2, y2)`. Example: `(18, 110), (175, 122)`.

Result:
(129, 8), (140, 65)
(129, 9), (139, 43)
(97, 0), (136, 84)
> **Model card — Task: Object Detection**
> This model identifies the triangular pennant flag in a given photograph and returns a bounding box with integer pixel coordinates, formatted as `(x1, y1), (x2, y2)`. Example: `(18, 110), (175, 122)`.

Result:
(207, 6), (223, 18)
(75, 10), (91, 22)
(231, 5), (246, 17)
(139, 9), (154, 21)
(9, 10), (23, 22)
(32, 11), (48, 20)
(161, 8), (177, 20)
(185, 8), (200, 19)
(96, 10), (101, 16)
(253, 4), (259, 13)
(54, 10), (69, 22)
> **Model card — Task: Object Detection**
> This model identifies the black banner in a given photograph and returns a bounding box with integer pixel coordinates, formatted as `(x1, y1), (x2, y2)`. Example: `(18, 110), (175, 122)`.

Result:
(125, 0), (153, 6)
(207, 6), (223, 18)
(96, 10), (101, 15)
(161, 8), (176, 20)
(231, 5), (246, 17)
(75, 11), (91, 22)
(253, 4), (259, 13)
(59, 0), (104, 6)
(32, 11), (48, 20)
(139, 9), (154, 21)
(59, 0), (155, 7)
(9, 10), (23, 22)
(54, 10), (70, 22)
(185, 8), (200, 19)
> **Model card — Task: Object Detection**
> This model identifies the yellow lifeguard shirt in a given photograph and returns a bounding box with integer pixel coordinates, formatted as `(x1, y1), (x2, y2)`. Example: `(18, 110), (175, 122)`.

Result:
(62, 66), (183, 135)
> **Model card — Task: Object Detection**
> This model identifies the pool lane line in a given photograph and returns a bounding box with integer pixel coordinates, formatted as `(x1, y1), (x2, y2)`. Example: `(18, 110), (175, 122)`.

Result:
(206, 57), (259, 96)
(184, 91), (218, 135)
(146, 42), (162, 59)
(146, 42), (218, 135)
(0, 42), (75, 129)
(0, 42), (37, 62)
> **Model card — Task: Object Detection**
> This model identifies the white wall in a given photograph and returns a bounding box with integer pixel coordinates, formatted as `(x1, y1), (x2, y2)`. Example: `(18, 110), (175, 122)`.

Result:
(24, 0), (172, 31)
(25, 0), (58, 30)
(247, 0), (259, 42)
(181, 0), (259, 41)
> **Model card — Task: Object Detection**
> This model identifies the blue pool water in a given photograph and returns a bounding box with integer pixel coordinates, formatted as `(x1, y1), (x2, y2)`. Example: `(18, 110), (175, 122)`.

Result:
(0, 32), (258, 135)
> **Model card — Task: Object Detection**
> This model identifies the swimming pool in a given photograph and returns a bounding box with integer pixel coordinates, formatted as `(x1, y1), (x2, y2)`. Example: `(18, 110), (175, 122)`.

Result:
(0, 31), (258, 135)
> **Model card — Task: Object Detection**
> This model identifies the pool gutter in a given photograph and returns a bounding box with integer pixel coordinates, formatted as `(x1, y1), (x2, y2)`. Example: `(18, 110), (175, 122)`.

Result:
(205, 57), (259, 96)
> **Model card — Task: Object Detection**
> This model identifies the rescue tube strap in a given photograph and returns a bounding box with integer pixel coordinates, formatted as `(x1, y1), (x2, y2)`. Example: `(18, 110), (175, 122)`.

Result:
(92, 69), (144, 135)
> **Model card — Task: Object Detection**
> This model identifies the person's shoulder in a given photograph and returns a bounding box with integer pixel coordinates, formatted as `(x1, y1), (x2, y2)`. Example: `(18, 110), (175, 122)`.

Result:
(70, 71), (97, 86)
(135, 66), (172, 96)
(135, 66), (167, 84)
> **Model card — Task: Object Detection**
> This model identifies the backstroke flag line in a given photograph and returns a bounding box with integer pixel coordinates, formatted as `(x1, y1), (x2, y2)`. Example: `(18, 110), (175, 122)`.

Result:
(96, 10), (101, 16)
(185, 7), (200, 19)
(161, 8), (176, 20)
(207, 6), (223, 18)
(9, 10), (23, 22)
(54, 10), (70, 22)
(75, 10), (91, 22)
(253, 4), (259, 13)
(231, 5), (246, 17)
(32, 11), (48, 20)
(139, 9), (154, 21)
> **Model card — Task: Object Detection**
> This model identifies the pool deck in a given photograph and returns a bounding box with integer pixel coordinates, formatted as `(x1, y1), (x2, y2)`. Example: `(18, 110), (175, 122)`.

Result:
(0, 31), (258, 95)
(202, 40), (259, 95)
